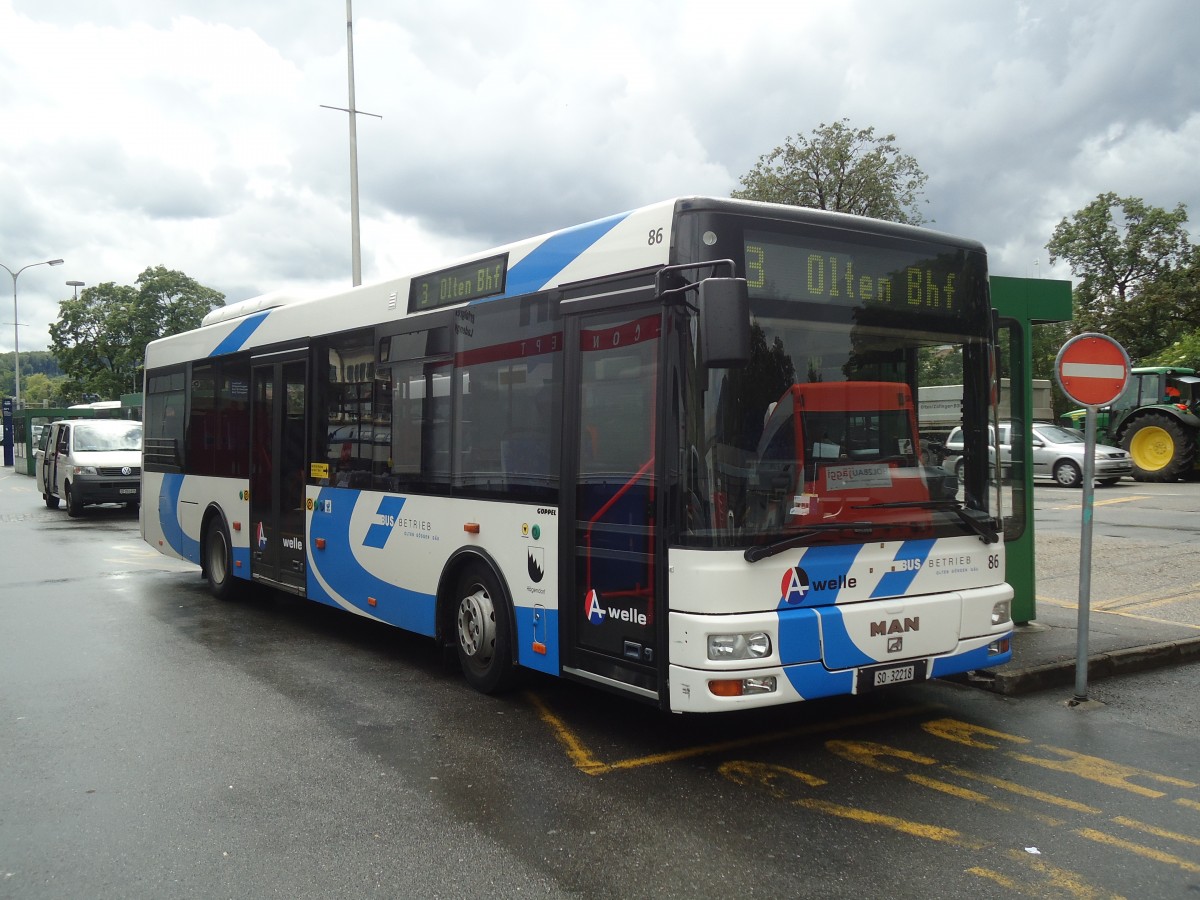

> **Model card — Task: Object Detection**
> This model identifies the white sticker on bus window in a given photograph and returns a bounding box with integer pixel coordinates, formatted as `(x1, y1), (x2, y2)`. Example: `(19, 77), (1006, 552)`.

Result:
(789, 493), (817, 515)
(824, 463), (893, 491)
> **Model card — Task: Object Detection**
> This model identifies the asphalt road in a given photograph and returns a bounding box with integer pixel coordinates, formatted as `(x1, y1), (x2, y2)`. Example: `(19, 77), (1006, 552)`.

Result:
(2, 470), (1198, 899)
(1033, 479), (1200, 628)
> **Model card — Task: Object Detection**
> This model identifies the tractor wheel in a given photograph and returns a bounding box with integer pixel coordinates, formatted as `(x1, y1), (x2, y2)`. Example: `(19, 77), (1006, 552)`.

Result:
(1121, 414), (1196, 482)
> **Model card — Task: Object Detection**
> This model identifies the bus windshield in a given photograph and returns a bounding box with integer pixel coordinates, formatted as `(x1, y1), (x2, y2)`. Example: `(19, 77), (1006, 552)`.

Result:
(679, 225), (997, 550)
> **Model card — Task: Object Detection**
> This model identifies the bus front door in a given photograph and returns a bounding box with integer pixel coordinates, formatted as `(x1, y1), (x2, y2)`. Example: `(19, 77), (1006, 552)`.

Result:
(249, 356), (308, 594)
(565, 306), (661, 700)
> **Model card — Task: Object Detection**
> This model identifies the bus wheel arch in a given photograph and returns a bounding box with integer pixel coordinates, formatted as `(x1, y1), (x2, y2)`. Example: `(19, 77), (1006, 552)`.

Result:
(200, 505), (240, 601)
(437, 550), (518, 694)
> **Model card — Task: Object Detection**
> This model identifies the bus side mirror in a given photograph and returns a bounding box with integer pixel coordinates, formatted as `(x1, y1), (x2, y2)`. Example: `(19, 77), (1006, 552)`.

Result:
(698, 277), (750, 368)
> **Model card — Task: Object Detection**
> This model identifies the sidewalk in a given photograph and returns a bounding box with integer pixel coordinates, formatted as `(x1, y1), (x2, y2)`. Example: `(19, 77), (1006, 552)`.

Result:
(974, 597), (1200, 695)
(967, 513), (1200, 695)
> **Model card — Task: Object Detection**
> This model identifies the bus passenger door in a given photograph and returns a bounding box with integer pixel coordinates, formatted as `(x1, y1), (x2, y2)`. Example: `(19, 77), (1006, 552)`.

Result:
(250, 355), (308, 594)
(564, 306), (661, 699)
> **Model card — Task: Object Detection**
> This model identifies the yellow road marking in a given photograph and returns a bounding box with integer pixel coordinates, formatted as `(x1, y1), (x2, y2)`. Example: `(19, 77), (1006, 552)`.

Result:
(1006, 850), (1128, 900)
(921, 717), (1031, 749)
(942, 764), (1101, 815)
(1047, 495), (1150, 511)
(528, 692), (935, 776)
(799, 797), (985, 848)
(1112, 815), (1200, 848)
(1077, 828), (1200, 874)
(1008, 745), (1197, 797)
(1036, 595), (1200, 631)
(1176, 798), (1200, 812)
(825, 739), (937, 772)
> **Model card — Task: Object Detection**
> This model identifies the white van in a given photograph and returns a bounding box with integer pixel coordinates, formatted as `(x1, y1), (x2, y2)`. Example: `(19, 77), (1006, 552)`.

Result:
(35, 419), (143, 516)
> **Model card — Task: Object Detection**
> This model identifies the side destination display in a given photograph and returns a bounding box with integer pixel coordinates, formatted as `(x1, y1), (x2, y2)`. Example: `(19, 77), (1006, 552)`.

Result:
(409, 252), (508, 312)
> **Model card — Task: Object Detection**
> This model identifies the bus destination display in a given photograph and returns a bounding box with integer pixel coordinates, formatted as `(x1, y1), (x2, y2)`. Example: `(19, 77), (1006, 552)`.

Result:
(408, 253), (508, 313)
(744, 230), (971, 315)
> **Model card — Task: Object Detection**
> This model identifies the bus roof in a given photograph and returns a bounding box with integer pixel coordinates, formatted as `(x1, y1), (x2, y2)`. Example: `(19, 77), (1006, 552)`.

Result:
(148, 197), (986, 367)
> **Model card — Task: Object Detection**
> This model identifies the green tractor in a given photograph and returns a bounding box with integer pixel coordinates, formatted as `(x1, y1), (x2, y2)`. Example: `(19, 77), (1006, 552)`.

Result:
(1062, 366), (1200, 482)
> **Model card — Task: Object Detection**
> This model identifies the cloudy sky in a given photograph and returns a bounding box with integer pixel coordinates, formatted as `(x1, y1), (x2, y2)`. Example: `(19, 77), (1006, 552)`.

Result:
(2, 0), (1197, 353)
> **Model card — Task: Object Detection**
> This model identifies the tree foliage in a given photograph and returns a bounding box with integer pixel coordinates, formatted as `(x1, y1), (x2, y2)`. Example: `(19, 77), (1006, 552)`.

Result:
(1046, 193), (1193, 359)
(49, 266), (224, 399)
(0, 350), (62, 399)
(732, 119), (929, 225)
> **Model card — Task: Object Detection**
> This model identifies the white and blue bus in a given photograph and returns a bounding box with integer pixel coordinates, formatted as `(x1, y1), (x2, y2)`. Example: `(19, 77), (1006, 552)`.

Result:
(141, 197), (1012, 712)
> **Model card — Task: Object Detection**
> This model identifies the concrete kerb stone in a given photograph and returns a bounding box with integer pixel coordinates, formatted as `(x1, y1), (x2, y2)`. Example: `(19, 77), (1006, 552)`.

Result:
(975, 635), (1200, 696)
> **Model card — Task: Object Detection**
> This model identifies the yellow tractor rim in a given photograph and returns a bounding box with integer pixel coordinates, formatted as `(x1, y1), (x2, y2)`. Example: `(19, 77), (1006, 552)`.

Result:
(1129, 426), (1174, 471)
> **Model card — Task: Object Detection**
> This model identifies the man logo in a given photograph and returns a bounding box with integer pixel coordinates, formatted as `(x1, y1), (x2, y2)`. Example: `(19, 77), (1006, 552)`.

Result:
(887, 637), (903, 653)
(780, 566), (810, 604)
(584, 589), (605, 624)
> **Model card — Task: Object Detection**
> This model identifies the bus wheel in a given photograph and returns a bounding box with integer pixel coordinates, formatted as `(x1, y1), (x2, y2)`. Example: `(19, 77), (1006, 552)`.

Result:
(44, 492), (60, 509)
(454, 565), (516, 694)
(204, 521), (239, 601)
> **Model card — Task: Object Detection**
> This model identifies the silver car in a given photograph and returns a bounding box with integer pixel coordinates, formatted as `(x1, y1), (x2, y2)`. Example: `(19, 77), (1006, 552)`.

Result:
(942, 422), (1132, 487)
(1028, 422), (1131, 486)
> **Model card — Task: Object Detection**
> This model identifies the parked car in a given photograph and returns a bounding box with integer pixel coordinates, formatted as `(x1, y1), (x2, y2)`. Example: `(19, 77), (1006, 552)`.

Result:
(942, 422), (1132, 488)
(35, 419), (143, 516)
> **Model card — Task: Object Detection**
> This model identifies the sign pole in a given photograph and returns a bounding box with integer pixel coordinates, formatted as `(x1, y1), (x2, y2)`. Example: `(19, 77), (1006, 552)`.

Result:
(1053, 333), (1131, 705)
(1073, 405), (1098, 702)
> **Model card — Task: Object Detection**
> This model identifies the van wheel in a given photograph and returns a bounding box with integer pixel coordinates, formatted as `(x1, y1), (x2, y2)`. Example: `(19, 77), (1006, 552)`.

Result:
(204, 522), (239, 601)
(454, 564), (517, 694)
(66, 483), (84, 517)
(44, 492), (60, 509)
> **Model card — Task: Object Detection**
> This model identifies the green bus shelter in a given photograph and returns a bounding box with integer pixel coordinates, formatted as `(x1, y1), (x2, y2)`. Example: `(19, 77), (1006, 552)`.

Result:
(991, 275), (1073, 624)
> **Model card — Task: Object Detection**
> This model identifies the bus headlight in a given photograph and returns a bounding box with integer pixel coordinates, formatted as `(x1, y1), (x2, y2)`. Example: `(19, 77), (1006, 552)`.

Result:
(72, 465), (98, 476)
(708, 631), (772, 660)
(991, 599), (1011, 626)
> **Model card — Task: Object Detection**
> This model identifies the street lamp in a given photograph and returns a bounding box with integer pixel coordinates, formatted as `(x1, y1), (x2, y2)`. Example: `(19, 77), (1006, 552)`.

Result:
(66, 280), (84, 298)
(1, 258), (65, 409)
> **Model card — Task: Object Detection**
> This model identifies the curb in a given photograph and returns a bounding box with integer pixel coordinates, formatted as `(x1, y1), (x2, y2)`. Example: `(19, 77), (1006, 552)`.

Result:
(971, 635), (1200, 696)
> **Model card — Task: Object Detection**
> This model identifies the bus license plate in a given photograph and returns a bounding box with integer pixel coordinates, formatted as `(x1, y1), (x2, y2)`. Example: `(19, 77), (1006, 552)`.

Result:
(119, 488), (137, 495)
(858, 660), (926, 692)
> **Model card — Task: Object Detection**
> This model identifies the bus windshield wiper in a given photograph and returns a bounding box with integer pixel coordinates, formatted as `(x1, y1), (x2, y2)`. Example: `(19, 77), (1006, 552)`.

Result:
(862, 500), (1000, 544)
(744, 522), (876, 563)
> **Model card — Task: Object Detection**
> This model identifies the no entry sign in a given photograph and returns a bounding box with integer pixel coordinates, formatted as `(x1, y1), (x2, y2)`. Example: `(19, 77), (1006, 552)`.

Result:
(1055, 333), (1131, 408)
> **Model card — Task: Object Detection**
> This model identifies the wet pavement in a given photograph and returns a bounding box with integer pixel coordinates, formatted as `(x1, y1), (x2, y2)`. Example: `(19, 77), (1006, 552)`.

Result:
(979, 520), (1200, 695)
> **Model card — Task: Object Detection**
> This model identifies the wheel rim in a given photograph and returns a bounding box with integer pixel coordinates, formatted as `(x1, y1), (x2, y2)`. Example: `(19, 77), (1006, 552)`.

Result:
(457, 584), (496, 664)
(208, 531), (229, 585)
(1055, 462), (1078, 486)
(1129, 426), (1174, 471)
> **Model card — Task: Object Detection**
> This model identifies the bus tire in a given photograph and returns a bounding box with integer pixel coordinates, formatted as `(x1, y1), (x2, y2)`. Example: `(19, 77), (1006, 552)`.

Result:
(1122, 413), (1196, 482)
(454, 564), (516, 694)
(45, 492), (60, 509)
(204, 520), (239, 601)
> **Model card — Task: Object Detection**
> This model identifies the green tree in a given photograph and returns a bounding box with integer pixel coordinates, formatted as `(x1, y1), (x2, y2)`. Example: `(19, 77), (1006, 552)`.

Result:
(1046, 193), (1193, 359)
(50, 267), (223, 398)
(1143, 331), (1200, 370)
(732, 119), (929, 225)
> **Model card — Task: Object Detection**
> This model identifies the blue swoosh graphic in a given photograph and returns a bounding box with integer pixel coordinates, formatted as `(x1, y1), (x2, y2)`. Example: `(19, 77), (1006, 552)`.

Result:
(308, 488), (436, 635)
(209, 311), (270, 357)
(870, 539), (936, 598)
(363, 496), (406, 549)
(158, 473), (200, 563)
(497, 213), (629, 298)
